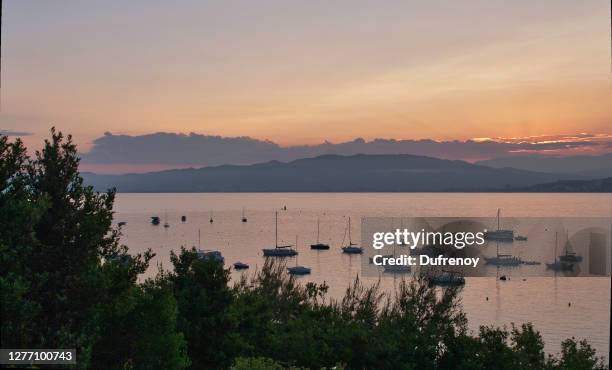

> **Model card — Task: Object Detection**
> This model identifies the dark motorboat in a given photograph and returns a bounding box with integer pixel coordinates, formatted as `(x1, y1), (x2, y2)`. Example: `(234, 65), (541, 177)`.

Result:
(310, 217), (330, 250)
(181, 215), (187, 222)
(310, 243), (330, 250)
(287, 266), (311, 275)
(484, 209), (514, 242)
(151, 216), (160, 225)
(262, 212), (298, 257)
(233, 262), (249, 270)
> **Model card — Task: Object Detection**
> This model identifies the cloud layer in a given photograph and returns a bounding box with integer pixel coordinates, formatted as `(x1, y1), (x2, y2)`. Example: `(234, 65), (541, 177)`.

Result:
(79, 132), (612, 174)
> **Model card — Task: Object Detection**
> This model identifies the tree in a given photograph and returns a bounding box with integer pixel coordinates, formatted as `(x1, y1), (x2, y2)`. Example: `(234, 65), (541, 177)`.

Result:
(169, 247), (235, 369)
(0, 129), (186, 369)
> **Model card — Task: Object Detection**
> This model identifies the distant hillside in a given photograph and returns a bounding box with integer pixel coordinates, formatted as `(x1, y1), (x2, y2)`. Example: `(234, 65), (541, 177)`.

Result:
(513, 177), (612, 192)
(83, 154), (584, 192)
(477, 154), (612, 178)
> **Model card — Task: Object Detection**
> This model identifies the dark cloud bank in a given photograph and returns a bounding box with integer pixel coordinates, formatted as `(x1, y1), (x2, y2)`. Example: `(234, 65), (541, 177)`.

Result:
(81, 132), (610, 171)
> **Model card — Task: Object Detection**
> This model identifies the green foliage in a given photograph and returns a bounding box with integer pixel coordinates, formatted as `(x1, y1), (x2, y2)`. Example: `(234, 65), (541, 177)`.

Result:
(231, 357), (284, 370)
(0, 130), (609, 370)
(549, 338), (608, 370)
(168, 247), (235, 369)
(0, 129), (186, 369)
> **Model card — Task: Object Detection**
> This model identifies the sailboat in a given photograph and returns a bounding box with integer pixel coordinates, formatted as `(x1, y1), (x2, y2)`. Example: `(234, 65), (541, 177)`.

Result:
(558, 231), (582, 263)
(209, 211), (214, 223)
(546, 232), (574, 271)
(485, 241), (521, 265)
(310, 217), (330, 250)
(484, 209), (514, 242)
(288, 235), (311, 275)
(241, 207), (247, 223)
(163, 210), (170, 228)
(341, 217), (363, 254)
(262, 212), (298, 257)
(195, 229), (224, 263)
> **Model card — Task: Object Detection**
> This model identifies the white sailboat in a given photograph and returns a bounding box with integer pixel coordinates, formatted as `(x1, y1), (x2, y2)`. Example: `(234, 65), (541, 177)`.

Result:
(341, 217), (363, 254)
(484, 209), (514, 242)
(288, 235), (311, 275)
(262, 211), (298, 257)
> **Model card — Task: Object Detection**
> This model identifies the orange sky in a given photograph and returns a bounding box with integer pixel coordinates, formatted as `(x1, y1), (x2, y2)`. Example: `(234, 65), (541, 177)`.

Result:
(1, 1), (611, 151)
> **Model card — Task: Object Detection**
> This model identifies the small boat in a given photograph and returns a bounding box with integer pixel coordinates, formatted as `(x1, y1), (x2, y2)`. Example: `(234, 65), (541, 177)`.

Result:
(499, 275), (508, 281)
(514, 235), (528, 241)
(341, 217), (363, 254)
(262, 212), (298, 257)
(484, 209), (514, 242)
(233, 262), (249, 270)
(287, 235), (311, 275)
(193, 231), (224, 263)
(287, 266), (311, 275)
(118, 221), (127, 227)
(197, 249), (224, 263)
(546, 232), (575, 271)
(558, 231), (582, 262)
(163, 210), (170, 228)
(428, 271), (465, 286)
(485, 242), (520, 265)
(546, 261), (574, 271)
(310, 217), (330, 250)
(181, 215), (187, 222)
(209, 211), (214, 223)
(485, 254), (521, 266)
(241, 208), (247, 223)
(151, 216), (160, 225)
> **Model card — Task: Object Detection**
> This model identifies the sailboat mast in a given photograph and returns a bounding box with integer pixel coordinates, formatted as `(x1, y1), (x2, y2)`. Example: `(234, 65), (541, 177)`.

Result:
(348, 217), (352, 245)
(275, 211), (278, 247)
(198, 229), (201, 248)
(555, 232), (558, 262)
(497, 209), (500, 231)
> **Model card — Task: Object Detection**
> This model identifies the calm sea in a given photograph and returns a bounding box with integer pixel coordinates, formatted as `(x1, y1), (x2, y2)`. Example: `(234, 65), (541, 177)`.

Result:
(114, 193), (611, 360)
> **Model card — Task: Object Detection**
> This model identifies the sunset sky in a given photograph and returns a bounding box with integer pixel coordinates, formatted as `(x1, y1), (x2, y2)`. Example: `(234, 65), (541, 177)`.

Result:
(1, 0), (611, 152)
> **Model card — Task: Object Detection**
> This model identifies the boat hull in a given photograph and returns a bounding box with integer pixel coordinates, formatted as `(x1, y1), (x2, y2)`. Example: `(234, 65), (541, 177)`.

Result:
(310, 243), (330, 250)
(342, 246), (363, 254)
(287, 266), (311, 275)
(262, 248), (298, 257)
